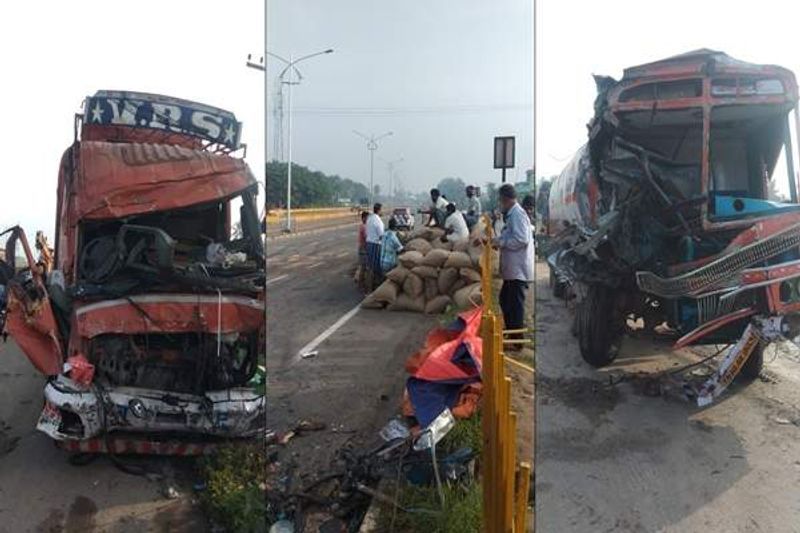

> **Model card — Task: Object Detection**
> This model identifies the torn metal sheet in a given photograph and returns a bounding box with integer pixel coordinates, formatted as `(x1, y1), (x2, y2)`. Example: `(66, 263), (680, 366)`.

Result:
(695, 323), (761, 406)
(73, 294), (264, 338)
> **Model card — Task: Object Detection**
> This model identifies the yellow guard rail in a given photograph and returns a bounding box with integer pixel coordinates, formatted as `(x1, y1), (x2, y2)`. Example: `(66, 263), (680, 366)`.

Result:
(480, 214), (531, 532)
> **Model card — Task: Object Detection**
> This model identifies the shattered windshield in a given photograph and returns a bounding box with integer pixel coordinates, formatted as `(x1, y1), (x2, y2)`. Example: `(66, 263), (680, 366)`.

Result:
(74, 188), (264, 298)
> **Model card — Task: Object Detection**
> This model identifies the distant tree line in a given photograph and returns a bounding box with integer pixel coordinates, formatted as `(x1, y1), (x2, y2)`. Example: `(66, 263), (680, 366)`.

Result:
(266, 161), (370, 208)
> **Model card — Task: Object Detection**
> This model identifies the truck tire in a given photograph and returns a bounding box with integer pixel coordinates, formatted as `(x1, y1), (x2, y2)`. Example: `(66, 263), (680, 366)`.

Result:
(576, 284), (619, 367)
(739, 343), (764, 380)
(549, 266), (566, 299)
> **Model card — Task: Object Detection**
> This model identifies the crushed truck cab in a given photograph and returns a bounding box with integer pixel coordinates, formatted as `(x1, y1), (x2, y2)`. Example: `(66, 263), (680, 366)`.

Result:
(546, 51), (800, 402)
(2, 91), (265, 448)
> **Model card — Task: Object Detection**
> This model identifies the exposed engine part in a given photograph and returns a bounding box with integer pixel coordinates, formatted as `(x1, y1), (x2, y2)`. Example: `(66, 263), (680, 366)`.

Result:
(89, 332), (258, 394)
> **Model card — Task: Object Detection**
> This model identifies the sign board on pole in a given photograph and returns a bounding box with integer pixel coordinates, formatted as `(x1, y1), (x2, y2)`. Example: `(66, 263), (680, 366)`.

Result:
(493, 136), (515, 169)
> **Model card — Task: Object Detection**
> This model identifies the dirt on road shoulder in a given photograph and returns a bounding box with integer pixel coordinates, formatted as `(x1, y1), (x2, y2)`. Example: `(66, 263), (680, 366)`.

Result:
(535, 259), (800, 533)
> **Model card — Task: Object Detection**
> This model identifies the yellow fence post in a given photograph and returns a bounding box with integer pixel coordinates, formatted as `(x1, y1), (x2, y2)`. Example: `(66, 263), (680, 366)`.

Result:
(481, 308), (496, 530)
(479, 213), (531, 532)
(515, 462), (531, 533)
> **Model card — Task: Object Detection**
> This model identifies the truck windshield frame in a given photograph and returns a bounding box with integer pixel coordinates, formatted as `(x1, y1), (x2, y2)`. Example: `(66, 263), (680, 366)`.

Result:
(609, 71), (800, 231)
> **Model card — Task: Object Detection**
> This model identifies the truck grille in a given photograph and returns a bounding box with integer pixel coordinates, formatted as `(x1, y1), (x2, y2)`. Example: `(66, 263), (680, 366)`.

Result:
(695, 290), (753, 325)
(636, 222), (800, 298)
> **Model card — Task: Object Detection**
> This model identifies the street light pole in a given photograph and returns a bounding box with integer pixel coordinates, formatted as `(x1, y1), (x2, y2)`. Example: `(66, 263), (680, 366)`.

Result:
(247, 48), (333, 232)
(354, 130), (393, 206)
(286, 53), (294, 232)
(369, 139), (375, 204)
(380, 156), (404, 205)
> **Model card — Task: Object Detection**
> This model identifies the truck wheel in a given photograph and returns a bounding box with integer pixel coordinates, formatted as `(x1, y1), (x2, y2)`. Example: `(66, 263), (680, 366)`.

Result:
(739, 343), (764, 380)
(576, 285), (619, 367)
(549, 267), (566, 299)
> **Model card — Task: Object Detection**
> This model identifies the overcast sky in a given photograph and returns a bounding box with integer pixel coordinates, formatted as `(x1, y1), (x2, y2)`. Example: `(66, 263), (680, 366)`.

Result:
(0, 0), (264, 239)
(267, 0), (533, 197)
(537, 0), (800, 197)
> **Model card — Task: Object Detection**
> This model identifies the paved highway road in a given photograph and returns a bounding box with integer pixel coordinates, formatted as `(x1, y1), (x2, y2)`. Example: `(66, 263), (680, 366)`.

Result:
(535, 259), (800, 533)
(266, 222), (436, 482)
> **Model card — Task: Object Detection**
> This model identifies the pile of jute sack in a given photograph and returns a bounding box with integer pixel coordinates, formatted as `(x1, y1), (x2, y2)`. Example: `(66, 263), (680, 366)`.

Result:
(361, 220), (495, 313)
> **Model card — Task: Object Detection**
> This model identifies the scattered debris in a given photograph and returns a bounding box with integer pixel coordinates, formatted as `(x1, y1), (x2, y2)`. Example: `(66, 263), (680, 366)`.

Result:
(269, 519), (294, 533)
(279, 432), (296, 445)
(379, 419), (411, 442)
(295, 420), (327, 433)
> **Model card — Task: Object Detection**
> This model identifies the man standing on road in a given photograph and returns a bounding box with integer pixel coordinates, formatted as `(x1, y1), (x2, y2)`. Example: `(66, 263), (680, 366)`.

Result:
(464, 185), (482, 229)
(493, 184), (533, 348)
(365, 203), (385, 291)
(356, 211), (369, 291)
(442, 203), (469, 244)
(420, 188), (448, 227)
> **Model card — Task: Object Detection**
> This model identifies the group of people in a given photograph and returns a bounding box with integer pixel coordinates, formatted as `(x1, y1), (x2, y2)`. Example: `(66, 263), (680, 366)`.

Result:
(355, 183), (534, 349)
(356, 186), (485, 292)
(357, 203), (404, 292)
(423, 183), (534, 348)
(420, 186), (482, 237)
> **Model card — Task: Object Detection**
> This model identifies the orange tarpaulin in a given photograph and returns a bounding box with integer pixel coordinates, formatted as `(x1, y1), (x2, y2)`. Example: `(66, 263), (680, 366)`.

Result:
(402, 307), (484, 427)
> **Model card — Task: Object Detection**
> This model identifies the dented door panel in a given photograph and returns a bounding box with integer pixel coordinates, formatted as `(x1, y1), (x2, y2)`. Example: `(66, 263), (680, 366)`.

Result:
(2, 226), (64, 375)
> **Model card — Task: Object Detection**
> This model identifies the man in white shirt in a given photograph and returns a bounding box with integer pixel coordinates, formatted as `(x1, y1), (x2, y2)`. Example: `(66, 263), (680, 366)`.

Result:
(365, 203), (385, 290)
(442, 203), (469, 244)
(421, 188), (448, 227)
(464, 185), (482, 229)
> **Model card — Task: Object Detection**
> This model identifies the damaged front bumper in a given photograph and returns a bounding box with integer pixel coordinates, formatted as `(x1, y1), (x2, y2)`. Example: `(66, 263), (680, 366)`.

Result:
(36, 375), (264, 441)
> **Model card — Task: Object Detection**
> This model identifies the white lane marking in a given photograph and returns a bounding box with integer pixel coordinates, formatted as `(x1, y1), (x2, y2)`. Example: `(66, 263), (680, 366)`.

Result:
(293, 303), (362, 363)
(336, 251), (349, 258)
(266, 274), (289, 285)
(307, 261), (324, 270)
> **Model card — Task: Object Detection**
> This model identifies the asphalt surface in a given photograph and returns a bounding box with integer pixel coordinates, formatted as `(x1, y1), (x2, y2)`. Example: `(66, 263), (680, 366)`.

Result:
(0, 341), (206, 533)
(266, 222), (437, 484)
(534, 259), (800, 533)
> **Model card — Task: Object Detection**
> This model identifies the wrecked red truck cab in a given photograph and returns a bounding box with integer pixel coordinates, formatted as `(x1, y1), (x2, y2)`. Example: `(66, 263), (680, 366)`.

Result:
(3, 91), (265, 449)
(546, 51), (800, 405)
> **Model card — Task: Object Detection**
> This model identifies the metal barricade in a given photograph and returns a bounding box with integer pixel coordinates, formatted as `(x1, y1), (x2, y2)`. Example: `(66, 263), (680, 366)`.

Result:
(479, 215), (532, 532)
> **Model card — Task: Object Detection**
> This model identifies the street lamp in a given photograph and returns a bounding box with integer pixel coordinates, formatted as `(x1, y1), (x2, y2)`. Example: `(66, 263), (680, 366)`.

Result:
(247, 48), (334, 232)
(380, 156), (404, 205)
(353, 130), (393, 206)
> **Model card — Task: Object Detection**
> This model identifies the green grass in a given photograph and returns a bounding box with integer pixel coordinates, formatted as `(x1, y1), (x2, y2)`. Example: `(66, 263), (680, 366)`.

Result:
(378, 481), (483, 533)
(200, 442), (267, 533)
(375, 414), (483, 533)
(439, 413), (482, 455)
(437, 303), (461, 326)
